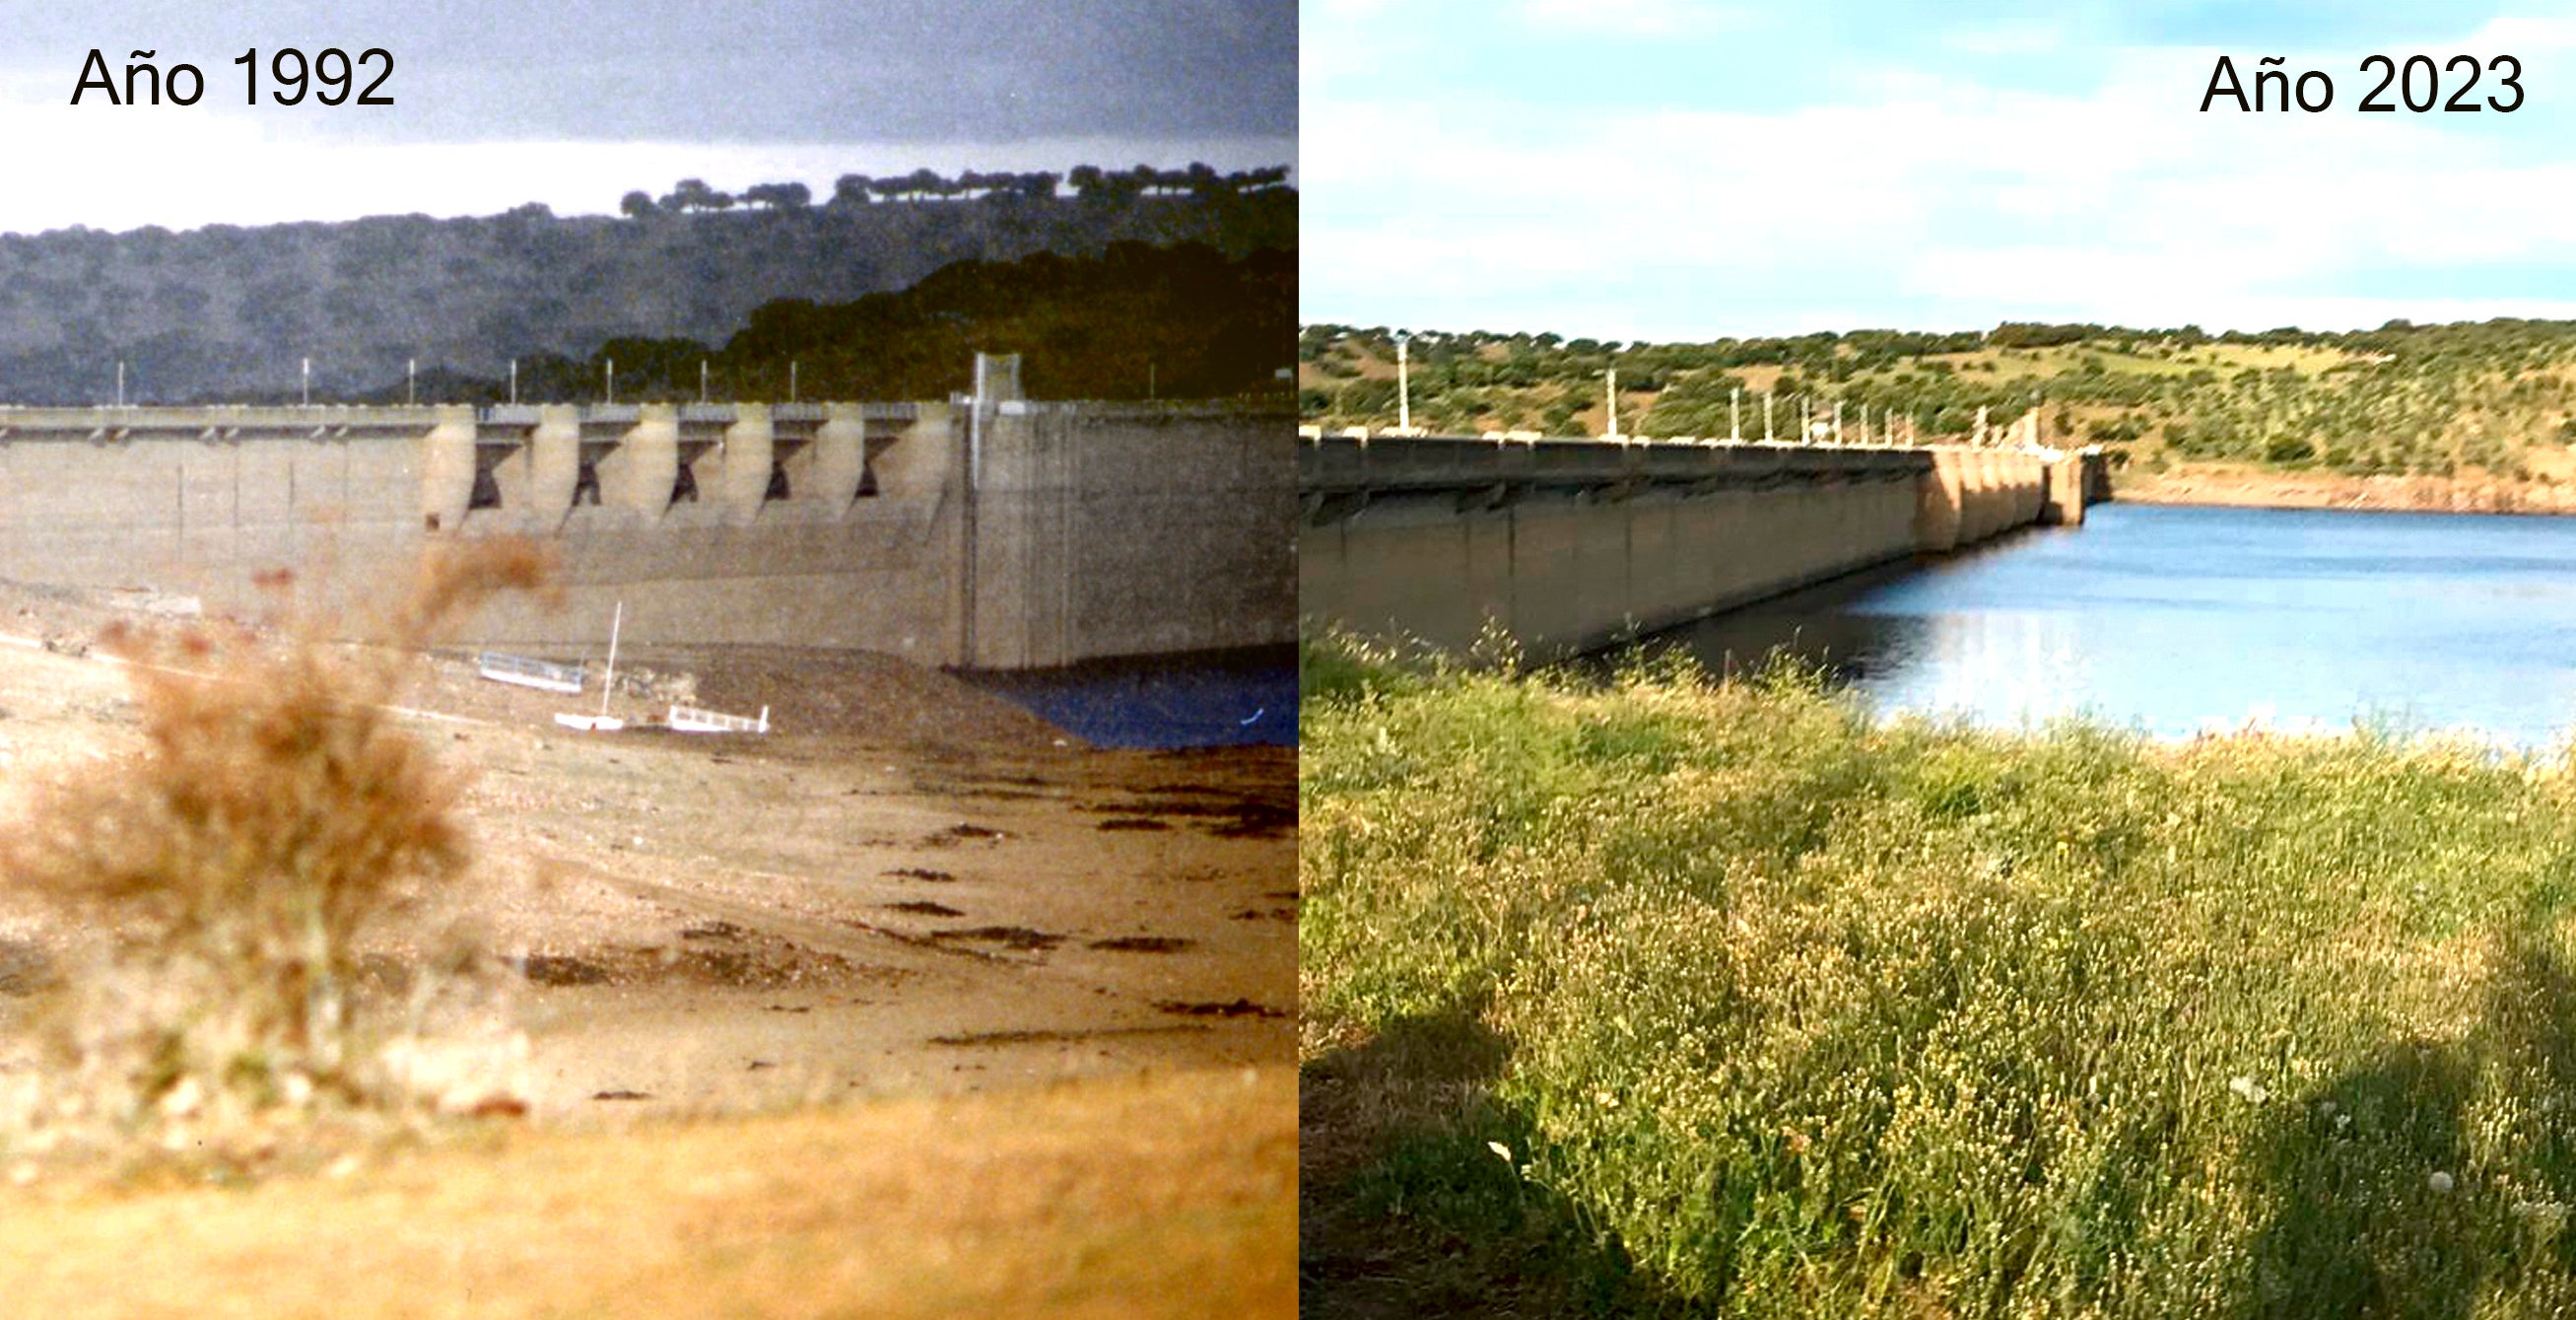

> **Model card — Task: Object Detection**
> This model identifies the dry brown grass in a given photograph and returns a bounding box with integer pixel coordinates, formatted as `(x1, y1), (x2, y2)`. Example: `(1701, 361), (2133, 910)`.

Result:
(0, 1065), (1296, 1319)
(1, 539), (554, 1137)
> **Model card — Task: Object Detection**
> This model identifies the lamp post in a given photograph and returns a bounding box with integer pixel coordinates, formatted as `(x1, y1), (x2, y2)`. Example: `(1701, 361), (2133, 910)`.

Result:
(1394, 332), (1411, 431)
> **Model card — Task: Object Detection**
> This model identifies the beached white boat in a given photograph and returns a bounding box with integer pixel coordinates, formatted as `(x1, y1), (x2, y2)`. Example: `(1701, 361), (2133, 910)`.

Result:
(479, 651), (584, 695)
(668, 703), (770, 734)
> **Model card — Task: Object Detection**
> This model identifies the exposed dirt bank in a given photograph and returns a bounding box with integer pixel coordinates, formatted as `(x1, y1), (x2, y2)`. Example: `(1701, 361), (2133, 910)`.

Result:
(0, 579), (1296, 1313)
(2114, 463), (2576, 515)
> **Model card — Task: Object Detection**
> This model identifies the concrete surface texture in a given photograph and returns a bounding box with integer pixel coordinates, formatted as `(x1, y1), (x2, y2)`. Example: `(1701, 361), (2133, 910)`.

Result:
(1300, 435), (2106, 659)
(0, 391), (1295, 669)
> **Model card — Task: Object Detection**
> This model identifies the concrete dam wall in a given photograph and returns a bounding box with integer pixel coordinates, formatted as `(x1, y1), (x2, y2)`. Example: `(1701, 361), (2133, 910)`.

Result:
(1299, 435), (2103, 659)
(0, 391), (1294, 669)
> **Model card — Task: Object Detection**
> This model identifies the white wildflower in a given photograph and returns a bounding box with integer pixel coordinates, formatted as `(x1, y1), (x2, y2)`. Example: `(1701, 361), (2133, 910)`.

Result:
(158, 1076), (205, 1119)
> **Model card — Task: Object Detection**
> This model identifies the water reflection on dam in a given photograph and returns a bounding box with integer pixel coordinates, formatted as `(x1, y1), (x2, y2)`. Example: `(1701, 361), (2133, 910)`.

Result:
(1634, 502), (2576, 746)
(1636, 546), (2099, 729)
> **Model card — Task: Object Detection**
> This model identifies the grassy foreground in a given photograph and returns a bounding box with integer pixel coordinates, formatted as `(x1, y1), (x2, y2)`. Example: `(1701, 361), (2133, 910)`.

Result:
(1301, 643), (2576, 1317)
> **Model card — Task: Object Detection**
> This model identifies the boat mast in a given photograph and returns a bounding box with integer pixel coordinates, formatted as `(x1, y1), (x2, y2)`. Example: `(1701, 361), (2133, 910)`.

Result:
(599, 602), (622, 719)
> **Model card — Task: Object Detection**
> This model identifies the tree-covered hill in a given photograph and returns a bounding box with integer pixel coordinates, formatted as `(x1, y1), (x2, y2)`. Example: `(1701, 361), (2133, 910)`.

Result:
(1301, 318), (2576, 484)
(0, 168), (1293, 404)
(349, 241), (1293, 406)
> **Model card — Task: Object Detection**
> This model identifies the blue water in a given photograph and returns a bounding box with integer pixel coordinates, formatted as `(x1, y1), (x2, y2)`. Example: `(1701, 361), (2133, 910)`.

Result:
(1643, 503), (2576, 745)
(964, 650), (1297, 749)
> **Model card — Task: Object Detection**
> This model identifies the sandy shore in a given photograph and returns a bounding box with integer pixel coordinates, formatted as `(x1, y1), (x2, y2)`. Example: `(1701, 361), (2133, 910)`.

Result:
(0, 578), (1297, 1314)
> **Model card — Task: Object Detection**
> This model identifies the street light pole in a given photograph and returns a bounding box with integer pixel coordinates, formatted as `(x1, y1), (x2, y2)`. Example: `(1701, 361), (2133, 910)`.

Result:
(1394, 332), (1410, 431)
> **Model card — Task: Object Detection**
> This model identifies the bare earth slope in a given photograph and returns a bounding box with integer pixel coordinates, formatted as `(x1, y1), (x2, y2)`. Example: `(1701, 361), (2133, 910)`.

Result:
(0, 1066), (1295, 1319)
(2115, 461), (2576, 515)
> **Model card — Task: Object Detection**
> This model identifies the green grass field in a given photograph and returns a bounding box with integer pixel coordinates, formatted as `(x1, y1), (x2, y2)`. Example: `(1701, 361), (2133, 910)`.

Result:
(1301, 640), (2576, 1317)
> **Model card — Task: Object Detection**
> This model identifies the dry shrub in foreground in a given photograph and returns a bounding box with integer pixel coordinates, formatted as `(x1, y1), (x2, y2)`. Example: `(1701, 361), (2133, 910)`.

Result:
(3, 538), (554, 1137)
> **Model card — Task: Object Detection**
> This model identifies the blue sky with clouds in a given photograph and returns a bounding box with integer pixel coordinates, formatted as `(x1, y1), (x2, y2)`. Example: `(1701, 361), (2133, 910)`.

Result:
(1302, 0), (2576, 338)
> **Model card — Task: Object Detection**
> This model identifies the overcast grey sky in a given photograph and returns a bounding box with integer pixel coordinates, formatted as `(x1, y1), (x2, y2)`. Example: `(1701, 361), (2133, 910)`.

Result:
(0, 0), (1294, 231)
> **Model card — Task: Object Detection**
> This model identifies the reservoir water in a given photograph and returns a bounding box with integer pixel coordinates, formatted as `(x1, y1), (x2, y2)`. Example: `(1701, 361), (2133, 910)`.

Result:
(965, 647), (1297, 749)
(1639, 502), (2576, 746)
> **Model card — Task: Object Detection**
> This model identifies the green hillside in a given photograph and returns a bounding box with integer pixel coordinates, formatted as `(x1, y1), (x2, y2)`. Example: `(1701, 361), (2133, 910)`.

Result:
(1299, 319), (2576, 483)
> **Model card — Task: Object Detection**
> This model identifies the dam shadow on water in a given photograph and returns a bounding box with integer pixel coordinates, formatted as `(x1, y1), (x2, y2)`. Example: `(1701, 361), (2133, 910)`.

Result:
(1618, 524), (2083, 698)
(961, 646), (1297, 749)
(1619, 502), (2576, 748)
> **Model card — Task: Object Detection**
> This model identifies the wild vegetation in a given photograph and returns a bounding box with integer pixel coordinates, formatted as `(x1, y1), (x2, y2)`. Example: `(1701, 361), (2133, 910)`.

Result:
(622, 164), (1291, 216)
(538, 240), (1293, 405)
(1300, 318), (2576, 483)
(1, 540), (554, 1164)
(0, 169), (1293, 404)
(1302, 636), (2576, 1316)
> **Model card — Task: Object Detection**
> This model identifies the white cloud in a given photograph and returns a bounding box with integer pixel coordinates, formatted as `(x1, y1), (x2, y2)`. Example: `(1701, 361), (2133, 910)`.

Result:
(1308, 0), (1398, 19)
(1519, 0), (1751, 37)
(1302, 40), (2576, 336)
(1941, 25), (2068, 56)
(2459, 14), (2576, 54)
